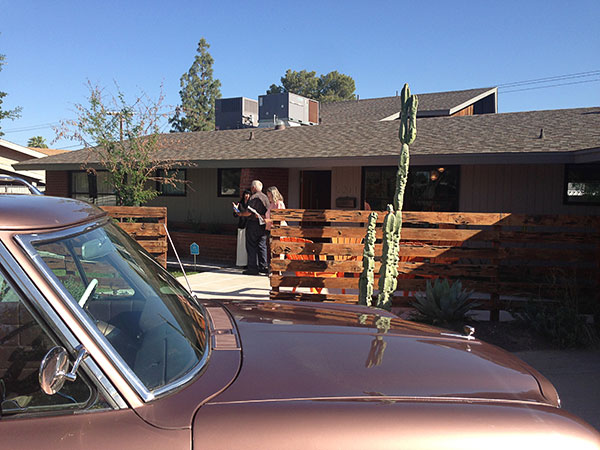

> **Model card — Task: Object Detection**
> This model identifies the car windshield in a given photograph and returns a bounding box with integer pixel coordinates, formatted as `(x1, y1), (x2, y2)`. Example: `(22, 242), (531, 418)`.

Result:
(30, 221), (207, 392)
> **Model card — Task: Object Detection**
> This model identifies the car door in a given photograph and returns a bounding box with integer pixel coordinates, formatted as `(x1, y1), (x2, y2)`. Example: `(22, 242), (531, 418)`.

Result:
(0, 249), (190, 449)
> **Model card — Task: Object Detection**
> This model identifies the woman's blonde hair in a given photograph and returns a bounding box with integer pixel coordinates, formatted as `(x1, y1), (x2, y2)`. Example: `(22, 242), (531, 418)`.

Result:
(266, 186), (284, 203)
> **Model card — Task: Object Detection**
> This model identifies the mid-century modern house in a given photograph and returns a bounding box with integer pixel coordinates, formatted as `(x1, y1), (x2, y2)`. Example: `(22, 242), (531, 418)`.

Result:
(0, 138), (67, 192)
(15, 87), (600, 227)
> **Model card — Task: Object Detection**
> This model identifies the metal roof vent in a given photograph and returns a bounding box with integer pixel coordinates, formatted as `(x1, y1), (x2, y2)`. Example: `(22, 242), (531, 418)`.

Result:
(275, 119), (286, 130)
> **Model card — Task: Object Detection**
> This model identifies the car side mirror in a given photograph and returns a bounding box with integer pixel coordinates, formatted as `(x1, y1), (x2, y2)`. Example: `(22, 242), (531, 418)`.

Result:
(39, 345), (89, 395)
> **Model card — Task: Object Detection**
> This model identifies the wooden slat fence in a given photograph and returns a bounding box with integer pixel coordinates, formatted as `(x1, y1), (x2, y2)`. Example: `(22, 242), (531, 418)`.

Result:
(101, 206), (168, 267)
(269, 209), (600, 320)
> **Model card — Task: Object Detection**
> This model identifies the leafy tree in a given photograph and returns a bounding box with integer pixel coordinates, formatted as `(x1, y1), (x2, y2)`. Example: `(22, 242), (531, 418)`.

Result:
(27, 136), (48, 148)
(0, 51), (22, 137)
(317, 71), (357, 103)
(267, 70), (319, 99)
(267, 69), (356, 103)
(58, 81), (187, 206)
(170, 38), (221, 132)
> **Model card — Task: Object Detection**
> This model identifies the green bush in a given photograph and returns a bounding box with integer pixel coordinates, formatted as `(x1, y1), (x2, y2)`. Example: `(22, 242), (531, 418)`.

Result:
(514, 301), (598, 349)
(410, 279), (478, 327)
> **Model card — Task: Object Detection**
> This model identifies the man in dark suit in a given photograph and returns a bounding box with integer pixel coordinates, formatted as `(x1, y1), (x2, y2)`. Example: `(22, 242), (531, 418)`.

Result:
(236, 179), (269, 275)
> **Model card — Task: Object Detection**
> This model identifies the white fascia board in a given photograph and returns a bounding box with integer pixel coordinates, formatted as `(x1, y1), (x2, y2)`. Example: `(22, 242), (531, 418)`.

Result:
(0, 138), (48, 159)
(379, 112), (401, 121)
(448, 88), (498, 115)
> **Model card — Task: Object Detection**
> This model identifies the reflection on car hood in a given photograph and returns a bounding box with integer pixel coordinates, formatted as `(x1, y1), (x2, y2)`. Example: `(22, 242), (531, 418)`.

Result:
(211, 300), (552, 406)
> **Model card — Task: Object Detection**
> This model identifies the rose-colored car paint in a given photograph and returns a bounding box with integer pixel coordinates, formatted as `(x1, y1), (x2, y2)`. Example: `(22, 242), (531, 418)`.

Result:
(0, 194), (599, 449)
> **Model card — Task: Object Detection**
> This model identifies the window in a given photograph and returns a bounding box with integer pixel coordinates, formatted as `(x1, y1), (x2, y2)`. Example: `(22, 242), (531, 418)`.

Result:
(565, 164), (600, 205)
(31, 222), (208, 392)
(363, 165), (459, 211)
(0, 270), (93, 416)
(70, 171), (116, 206)
(218, 168), (241, 197)
(156, 169), (186, 196)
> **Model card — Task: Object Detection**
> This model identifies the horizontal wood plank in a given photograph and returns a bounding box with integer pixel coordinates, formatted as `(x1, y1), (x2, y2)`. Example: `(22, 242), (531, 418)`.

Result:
(270, 291), (360, 303)
(271, 209), (600, 228)
(102, 206), (167, 220)
(103, 206), (168, 267)
(116, 222), (167, 237)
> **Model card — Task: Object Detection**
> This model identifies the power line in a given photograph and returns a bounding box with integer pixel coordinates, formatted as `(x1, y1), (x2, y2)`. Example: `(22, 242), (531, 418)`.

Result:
(55, 143), (82, 150)
(500, 77), (600, 93)
(497, 69), (600, 88)
(2, 122), (59, 134)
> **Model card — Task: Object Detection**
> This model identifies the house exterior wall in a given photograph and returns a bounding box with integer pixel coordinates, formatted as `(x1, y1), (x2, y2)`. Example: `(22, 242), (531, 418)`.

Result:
(0, 148), (46, 183)
(331, 166), (362, 209)
(460, 164), (600, 215)
(288, 168), (300, 208)
(44, 171), (69, 197)
(239, 168), (289, 202)
(148, 168), (237, 225)
(451, 104), (474, 117)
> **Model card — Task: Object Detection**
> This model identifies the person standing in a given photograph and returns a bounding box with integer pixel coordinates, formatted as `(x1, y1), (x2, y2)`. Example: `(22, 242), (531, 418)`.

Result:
(238, 180), (269, 275)
(233, 189), (251, 267)
(265, 186), (286, 231)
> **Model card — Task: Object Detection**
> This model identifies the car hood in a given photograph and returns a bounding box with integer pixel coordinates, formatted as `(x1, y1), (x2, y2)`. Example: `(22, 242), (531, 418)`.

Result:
(210, 300), (557, 406)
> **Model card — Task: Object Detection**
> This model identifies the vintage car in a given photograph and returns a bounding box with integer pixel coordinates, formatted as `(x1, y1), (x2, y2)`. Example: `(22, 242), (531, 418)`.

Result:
(0, 192), (599, 449)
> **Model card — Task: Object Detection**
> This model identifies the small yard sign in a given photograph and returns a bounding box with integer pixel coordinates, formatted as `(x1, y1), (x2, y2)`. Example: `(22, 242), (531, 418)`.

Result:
(190, 242), (200, 270)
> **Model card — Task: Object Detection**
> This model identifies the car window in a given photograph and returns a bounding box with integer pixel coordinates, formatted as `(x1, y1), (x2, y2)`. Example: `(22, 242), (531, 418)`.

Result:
(0, 271), (94, 417)
(31, 222), (208, 393)
(38, 241), (134, 300)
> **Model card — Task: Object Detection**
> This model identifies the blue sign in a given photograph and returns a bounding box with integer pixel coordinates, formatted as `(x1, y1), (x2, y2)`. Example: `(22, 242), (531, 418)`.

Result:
(190, 242), (200, 255)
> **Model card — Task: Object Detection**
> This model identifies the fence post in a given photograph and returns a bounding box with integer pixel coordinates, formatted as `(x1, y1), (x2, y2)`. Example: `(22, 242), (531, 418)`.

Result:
(490, 223), (501, 322)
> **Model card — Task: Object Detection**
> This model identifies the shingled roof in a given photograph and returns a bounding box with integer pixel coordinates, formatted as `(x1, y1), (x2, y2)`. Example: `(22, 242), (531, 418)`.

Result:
(320, 87), (497, 124)
(16, 107), (600, 170)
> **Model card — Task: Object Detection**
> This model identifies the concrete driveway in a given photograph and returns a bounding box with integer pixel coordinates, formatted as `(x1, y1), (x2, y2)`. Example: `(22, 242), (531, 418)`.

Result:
(514, 349), (600, 431)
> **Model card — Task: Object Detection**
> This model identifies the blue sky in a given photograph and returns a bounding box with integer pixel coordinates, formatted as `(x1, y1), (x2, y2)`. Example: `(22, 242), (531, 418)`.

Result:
(1, 0), (599, 149)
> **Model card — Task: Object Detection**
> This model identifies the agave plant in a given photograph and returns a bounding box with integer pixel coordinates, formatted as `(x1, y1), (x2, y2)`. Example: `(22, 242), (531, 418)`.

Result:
(411, 279), (478, 326)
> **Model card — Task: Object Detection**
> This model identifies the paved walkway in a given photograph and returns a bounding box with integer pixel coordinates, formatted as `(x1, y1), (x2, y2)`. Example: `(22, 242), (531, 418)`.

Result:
(177, 266), (270, 301)
(176, 266), (599, 432)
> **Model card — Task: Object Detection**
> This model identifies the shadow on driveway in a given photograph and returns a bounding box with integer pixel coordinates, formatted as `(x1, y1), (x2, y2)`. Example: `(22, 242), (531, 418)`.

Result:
(514, 349), (600, 431)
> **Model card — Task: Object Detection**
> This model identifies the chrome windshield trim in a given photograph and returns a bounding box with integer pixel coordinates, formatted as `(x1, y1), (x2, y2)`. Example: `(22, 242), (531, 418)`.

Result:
(151, 304), (211, 399)
(15, 219), (210, 403)
(0, 241), (127, 409)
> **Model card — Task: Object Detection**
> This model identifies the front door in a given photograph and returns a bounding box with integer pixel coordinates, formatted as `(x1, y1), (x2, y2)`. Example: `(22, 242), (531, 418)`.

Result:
(301, 170), (331, 209)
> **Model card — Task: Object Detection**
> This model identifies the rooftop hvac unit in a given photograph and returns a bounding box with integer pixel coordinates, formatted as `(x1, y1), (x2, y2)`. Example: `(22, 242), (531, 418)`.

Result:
(258, 93), (319, 126)
(215, 97), (258, 130)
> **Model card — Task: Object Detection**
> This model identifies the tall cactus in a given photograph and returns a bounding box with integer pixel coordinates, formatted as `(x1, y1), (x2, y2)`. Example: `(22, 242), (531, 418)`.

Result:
(358, 212), (378, 306)
(376, 83), (418, 310)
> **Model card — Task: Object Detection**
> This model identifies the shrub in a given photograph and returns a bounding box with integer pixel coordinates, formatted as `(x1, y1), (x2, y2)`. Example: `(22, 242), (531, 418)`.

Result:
(410, 279), (478, 327)
(513, 301), (598, 349)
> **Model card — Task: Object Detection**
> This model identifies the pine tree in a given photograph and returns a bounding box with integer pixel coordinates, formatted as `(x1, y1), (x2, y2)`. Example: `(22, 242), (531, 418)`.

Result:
(170, 38), (222, 132)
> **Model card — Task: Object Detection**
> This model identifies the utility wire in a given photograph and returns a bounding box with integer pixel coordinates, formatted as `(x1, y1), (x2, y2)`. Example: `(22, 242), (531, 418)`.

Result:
(2, 122), (59, 133)
(497, 70), (600, 88)
(500, 77), (600, 93)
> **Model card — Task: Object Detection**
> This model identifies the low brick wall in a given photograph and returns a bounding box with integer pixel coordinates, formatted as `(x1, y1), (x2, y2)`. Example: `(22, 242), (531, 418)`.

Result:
(168, 231), (236, 265)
